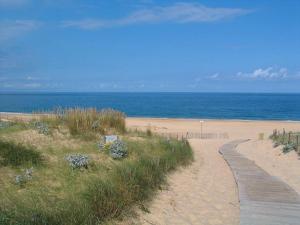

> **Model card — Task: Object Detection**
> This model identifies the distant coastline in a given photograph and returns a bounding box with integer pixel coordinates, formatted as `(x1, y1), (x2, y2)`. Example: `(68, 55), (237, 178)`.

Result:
(1, 92), (300, 120)
(1, 112), (300, 123)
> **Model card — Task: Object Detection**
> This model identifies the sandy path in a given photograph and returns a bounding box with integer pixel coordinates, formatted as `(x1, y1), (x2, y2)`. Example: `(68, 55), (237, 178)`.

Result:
(131, 139), (239, 225)
(125, 118), (300, 225)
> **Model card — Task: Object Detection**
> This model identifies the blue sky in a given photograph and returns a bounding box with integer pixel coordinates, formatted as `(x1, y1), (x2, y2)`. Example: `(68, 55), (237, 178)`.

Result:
(0, 0), (299, 92)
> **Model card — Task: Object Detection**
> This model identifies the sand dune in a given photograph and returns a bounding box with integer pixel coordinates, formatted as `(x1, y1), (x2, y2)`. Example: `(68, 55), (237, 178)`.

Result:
(2, 113), (300, 224)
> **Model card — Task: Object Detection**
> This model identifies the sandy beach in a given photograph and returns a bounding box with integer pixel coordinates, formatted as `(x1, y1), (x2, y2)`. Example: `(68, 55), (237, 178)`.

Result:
(125, 118), (300, 225)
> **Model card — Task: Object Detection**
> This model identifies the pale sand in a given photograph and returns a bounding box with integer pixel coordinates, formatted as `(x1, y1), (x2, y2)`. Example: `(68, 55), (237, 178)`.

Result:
(2, 113), (300, 224)
(125, 118), (300, 225)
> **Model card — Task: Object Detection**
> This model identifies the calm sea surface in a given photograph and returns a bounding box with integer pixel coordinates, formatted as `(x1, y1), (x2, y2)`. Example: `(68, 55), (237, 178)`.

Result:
(0, 93), (300, 120)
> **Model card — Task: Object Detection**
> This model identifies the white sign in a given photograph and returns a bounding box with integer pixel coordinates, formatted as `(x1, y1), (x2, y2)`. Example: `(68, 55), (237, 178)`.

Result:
(105, 135), (118, 143)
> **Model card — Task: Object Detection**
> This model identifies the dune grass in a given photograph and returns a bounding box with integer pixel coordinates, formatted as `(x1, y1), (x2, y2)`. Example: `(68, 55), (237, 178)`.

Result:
(270, 129), (300, 154)
(0, 109), (193, 225)
(0, 140), (43, 167)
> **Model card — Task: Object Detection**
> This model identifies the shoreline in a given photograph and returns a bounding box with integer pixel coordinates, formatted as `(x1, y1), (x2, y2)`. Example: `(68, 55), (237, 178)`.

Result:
(1, 112), (300, 123)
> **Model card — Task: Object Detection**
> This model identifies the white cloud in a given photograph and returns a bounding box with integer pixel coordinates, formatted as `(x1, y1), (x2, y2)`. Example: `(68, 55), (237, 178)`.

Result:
(26, 75), (40, 81)
(207, 73), (220, 80)
(0, 20), (41, 42)
(237, 67), (289, 80)
(0, 0), (29, 8)
(62, 2), (251, 29)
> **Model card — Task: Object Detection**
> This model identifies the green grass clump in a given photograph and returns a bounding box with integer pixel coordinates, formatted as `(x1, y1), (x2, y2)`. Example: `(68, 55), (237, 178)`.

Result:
(0, 121), (27, 134)
(270, 130), (300, 155)
(0, 140), (43, 167)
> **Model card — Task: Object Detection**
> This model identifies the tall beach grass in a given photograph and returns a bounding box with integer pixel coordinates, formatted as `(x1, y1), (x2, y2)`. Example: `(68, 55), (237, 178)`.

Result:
(0, 109), (193, 225)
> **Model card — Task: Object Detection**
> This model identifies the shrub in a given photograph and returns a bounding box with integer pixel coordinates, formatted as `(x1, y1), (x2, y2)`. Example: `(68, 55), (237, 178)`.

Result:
(109, 139), (127, 159)
(15, 168), (33, 186)
(0, 121), (12, 129)
(65, 154), (89, 169)
(0, 140), (43, 167)
(270, 130), (300, 154)
(31, 121), (50, 135)
(15, 175), (26, 186)
(282, 143), (297, 153)
(146, 128), (152, 137)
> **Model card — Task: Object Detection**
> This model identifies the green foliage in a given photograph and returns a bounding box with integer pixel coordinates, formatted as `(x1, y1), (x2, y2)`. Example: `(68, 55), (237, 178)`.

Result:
(31, 121), (50, 135)
(0, 121), (12, 129)
(282, 143), (297, 153)
(65, 154), (89, 169)
(84, 138), (193, 223)
(0, 140), (43, 167)
(0, 121), (27, 134)
(0, 135), (193, 225)
(270, 130), (300, 154)
(109, 139), (127, 159)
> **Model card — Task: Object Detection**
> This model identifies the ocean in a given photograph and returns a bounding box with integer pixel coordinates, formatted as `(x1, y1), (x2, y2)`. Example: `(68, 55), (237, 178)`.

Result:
(0, 93), (300, 121)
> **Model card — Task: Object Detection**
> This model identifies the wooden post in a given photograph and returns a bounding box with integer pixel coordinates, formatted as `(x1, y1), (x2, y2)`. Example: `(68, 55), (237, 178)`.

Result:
(282, 129), (286, 143)
(296, 135), (300, 154)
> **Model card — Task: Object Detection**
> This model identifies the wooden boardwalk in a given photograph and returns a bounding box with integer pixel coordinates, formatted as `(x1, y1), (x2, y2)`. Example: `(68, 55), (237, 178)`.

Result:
(220, 140), (300, 225)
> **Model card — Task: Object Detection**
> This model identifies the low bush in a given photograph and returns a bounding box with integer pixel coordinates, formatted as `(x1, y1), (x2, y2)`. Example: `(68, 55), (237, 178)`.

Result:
(109, 139), (127, 159)
(0, 121), (12, 129)
(0, 140), (43, 167)
(65, 154), (89, 169)
(15, 168), (33, 186)
(282, 143), (297, 153)
(270, 130), (300, 154)
(31, 121), (50, 135)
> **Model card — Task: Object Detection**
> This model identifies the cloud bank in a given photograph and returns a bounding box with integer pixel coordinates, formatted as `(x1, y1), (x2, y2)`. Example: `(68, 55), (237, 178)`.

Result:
(62, 2), (251, 29)
(237, 67), (289, 80)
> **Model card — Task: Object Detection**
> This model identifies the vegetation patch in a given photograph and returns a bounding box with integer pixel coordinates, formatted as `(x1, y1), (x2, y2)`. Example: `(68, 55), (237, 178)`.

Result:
(0, 140), (43, 167)
(270, 129), (300, 155)
(0, 109), (193, 225)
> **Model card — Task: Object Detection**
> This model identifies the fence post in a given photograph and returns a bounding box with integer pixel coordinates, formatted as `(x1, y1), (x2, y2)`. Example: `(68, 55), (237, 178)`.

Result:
(297, 135), (300, 154)
(282, 129), (286, 143)
(274, 129), (277, 138)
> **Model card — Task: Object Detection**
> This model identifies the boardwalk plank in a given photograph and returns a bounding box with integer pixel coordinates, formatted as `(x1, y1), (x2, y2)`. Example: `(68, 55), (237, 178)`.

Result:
(220, 140), (300, 225)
